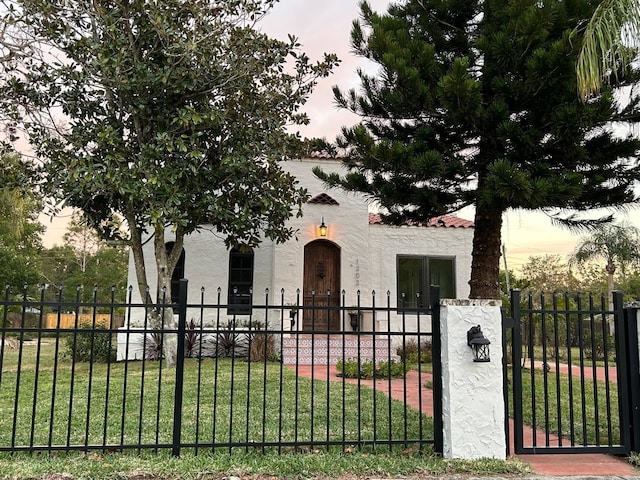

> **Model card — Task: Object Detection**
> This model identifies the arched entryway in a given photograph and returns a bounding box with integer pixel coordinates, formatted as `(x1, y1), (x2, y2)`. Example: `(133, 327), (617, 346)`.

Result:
(302, 240), (341, 331)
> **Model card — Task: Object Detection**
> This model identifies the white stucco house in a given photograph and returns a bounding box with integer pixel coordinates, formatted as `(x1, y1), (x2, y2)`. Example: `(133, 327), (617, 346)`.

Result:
(117, 155), (474, 361)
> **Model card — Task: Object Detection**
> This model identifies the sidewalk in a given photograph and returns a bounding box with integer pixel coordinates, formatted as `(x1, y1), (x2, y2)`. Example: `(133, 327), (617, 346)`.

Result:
(289, 364), (639, 476)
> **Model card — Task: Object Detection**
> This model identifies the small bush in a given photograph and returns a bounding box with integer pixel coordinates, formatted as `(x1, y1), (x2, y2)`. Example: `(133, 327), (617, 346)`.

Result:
(65, 322), (115, 363)
(376, 359), (407, 377)
(246, 320), (278, 362)
(214, 320), (246, 357)
(145, 332), (163, 360)
(582, 326), (615, 361)
(336, 358), (406, 379)
(336, 358), (361, 378)
(184, 319), (201, 358)
(396, 339), (432, 364)
(248, 332), (279, 362)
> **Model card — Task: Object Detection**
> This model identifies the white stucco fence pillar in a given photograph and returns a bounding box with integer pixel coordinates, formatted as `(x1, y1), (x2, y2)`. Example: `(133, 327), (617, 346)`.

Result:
(440, 299), (506, 460)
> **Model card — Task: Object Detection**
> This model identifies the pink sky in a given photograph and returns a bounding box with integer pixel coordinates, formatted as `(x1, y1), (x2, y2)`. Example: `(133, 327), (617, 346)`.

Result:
(41, 0), (640, 274)
(260, 0), (392, 140)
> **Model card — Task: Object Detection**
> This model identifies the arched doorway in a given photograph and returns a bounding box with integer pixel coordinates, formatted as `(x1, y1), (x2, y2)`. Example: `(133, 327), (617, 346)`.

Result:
(302, 240), (341, 331)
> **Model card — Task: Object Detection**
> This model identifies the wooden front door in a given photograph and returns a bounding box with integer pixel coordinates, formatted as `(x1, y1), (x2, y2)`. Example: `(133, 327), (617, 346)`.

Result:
(302, 240), (341, 331)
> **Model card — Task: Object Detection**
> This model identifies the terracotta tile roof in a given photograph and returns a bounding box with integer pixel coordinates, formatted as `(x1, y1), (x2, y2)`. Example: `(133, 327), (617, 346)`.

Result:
(308, 193), (340, 205)
(368, 213), (474, 228)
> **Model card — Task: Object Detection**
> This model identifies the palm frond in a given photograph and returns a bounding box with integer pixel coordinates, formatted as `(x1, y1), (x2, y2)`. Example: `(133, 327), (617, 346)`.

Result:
(577, 0), (640, 99)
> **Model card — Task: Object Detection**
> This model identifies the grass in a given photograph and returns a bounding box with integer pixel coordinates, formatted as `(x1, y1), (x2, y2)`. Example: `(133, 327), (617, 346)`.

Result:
(0, 450), (531, 479)
(508, 365), (621, 447)
(0, 338), (531, 478)
(524, 344), (615, 367)
(0, 341), (429, 452)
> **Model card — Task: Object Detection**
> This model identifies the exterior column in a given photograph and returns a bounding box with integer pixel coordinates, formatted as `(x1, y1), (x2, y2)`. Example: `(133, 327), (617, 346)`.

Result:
(440, 299), (506, 459)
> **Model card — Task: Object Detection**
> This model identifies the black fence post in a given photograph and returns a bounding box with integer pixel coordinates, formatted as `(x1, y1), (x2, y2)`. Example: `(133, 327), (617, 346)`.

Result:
(501, 303), (515, 458)
(510, 289), (523, 454)
(613, 291), (632, 454)
(172, 278), (188, 457)
(623, 304), (640, 453)
(430, 285), (443, 454)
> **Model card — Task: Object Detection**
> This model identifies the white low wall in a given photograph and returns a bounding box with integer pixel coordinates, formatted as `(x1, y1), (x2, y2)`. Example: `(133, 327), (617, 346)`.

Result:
(116, 329), (146, 361)
(440, 299), (506, 460)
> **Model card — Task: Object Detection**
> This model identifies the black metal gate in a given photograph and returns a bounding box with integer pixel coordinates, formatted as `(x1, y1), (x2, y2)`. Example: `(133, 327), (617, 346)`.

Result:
(504, 290), (640, 455)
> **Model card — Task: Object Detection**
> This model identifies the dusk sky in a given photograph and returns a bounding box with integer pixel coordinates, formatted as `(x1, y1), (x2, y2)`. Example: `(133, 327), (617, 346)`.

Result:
(40, 0), (640, 274)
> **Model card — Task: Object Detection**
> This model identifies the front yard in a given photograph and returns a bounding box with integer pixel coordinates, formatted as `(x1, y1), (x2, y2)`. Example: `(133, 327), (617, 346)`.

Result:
(0, 338), (532, 479)
(0, 340), (429, 453)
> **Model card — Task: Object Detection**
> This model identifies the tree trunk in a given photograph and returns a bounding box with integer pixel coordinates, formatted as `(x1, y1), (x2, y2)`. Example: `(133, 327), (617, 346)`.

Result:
(127, 214), (152, 304)
(125, 212), (186, 367)
(151, 224), (186, 367)
(147, 306), (177, 366)
(152, 225), (175, 366)
(469, 202), (504, 299)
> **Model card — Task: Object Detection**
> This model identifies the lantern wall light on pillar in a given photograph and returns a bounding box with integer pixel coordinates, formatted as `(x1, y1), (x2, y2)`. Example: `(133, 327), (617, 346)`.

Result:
(467, 325), (491, 362)
(319, 217), (328, 237)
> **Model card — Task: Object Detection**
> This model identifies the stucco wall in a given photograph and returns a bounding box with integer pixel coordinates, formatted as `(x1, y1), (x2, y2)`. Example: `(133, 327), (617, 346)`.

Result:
(123, 157), (474, 336)
(440, 299), (506, 459)
(367, 221), (472, 334)
(125, 229), (276, 326)
(272, 158), (370, 303)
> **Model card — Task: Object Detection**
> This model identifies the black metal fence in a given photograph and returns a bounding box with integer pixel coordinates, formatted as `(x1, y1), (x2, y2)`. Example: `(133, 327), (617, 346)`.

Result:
(0, 280), (441, 456)
(505, 289), (640, 455)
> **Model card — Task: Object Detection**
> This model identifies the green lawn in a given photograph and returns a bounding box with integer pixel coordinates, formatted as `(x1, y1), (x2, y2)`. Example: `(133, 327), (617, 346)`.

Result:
(0, 340), (432, 454)
(507, 365), (621, 447)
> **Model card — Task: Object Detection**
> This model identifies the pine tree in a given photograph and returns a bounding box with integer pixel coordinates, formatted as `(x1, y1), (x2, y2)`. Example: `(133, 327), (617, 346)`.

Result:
(316, 0), (640, 299)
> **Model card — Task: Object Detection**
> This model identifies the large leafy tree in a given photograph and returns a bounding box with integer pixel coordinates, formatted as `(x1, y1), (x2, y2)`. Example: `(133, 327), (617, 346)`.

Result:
(0, 150), (43, 289)
(519, 254), (581, 294)
(39, 213), (128, 305)
(576, 0), (640, 98)
(316, 0), (640, 299)
(0, 0), (337, 362)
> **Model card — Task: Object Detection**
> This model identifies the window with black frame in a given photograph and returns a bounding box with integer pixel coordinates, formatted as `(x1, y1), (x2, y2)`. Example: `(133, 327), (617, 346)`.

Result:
(397, 255), (455, 312)
(227, 248), (254, 314)
(165, 241), (185, 305)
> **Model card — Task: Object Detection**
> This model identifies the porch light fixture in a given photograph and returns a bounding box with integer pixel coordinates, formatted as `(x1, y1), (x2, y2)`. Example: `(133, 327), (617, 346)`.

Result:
(467, 325), (491, 362)
(319, 218), (328, 237)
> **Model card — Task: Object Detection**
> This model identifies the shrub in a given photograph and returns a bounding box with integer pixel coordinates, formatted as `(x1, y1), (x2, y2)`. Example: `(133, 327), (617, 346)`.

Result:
(582, 324), (616, 361)
(246, 320), (278, 362)
(248, 332), (279, 362)
(213, 320), (247, 357)
(142, 319), (275, 360)
(65, 322), (115, 363)
(336, 358), (360, 378)
(336, 358), (406, 379)
(376, 359), (407, 378)
(184, 319), (201, 358)
(396, 338), (432, 364)
(145, 332), (163, 360)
